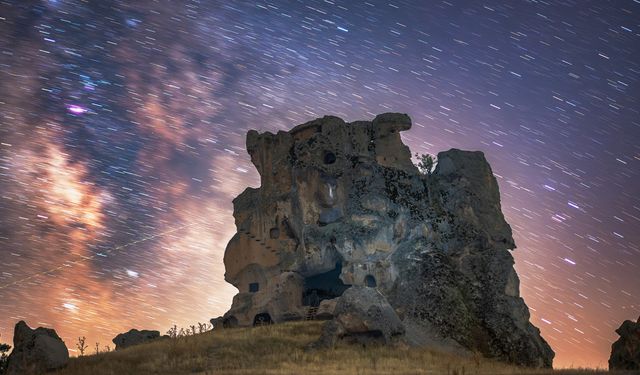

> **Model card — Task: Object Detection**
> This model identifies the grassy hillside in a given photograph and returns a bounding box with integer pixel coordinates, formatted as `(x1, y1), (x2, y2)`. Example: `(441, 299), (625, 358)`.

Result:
(54, 321), (618, 375)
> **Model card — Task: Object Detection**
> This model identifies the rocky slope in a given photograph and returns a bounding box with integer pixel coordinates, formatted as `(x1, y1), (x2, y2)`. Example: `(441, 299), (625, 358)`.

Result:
(220, 113), (554, 367)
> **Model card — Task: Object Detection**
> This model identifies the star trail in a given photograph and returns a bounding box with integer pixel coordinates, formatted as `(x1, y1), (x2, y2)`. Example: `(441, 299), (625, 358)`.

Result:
(0, 0), (638, 369)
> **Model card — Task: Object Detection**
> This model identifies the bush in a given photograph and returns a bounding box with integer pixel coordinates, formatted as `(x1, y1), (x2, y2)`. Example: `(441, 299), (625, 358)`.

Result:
(0, 336), (11, 374)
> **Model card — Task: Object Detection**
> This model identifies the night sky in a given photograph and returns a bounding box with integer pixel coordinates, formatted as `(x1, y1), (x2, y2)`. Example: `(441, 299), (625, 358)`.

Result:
(0, 0), (638, 368)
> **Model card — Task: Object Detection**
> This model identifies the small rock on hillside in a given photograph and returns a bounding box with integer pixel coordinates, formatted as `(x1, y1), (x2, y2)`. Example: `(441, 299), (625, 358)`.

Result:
(112, 329), (161, 350)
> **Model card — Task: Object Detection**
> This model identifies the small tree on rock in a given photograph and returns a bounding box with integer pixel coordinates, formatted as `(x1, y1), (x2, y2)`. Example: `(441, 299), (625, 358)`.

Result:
(415, 153), (436, 176)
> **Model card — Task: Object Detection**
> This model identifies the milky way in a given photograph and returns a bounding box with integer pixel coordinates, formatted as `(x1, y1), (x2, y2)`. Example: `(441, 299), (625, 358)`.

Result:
(0, 0), (638, 368)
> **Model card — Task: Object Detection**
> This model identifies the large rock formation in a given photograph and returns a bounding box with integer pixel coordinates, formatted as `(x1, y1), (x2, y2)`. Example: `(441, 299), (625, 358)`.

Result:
(112, 329), (161, 350)
(6, 321), (69, 374)
(222, 113), (554, 367)
(609, 316), (640, 370)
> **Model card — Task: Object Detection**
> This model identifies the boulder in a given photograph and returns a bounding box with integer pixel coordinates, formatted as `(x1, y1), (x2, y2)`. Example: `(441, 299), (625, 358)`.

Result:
(315, 298), (338, 320)
(6, 321), (69, 375)
(112, 329), (160, 350)
(609, 316), (640, 370)
(221, 113), (554, 367)
(315, 286), (404, 347)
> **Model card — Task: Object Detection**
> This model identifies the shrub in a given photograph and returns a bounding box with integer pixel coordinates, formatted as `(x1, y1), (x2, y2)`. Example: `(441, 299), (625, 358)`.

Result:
(76, 336), (88, 356)
(0, 334), (11, 374)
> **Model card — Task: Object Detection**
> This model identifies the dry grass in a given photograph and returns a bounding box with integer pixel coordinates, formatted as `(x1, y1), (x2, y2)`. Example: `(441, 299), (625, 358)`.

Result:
(52, 321), (623, 375)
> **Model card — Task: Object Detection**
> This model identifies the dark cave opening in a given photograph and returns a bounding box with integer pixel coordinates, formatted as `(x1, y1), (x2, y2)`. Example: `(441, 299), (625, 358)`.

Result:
(302, 262), (350, 307)
(253, 313), (273, 326)
(323, 151), (336, 165)
(365, 274), (377, 288)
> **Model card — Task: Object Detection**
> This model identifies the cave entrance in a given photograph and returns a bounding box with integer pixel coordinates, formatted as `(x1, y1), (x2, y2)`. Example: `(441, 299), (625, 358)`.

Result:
(302, 262), (350, 307)
(364, 275), (377, 288)
(323, 151), (336, 165)
(253, 313), (272, 326)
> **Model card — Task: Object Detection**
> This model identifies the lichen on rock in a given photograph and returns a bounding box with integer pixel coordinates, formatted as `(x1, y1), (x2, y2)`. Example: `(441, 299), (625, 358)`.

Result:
(221, 113), (554, 368)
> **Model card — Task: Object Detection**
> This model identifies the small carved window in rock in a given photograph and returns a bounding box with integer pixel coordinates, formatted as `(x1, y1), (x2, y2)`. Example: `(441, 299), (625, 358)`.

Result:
(365, 275), (377, 288)
(269, 227), (280, 239)
(323, 151), (336, 165)
(249, 282), (259, 293)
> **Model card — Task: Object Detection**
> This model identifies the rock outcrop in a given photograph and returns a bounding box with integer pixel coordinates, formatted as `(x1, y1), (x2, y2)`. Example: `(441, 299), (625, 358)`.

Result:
(314, 286), (404, 347)
(6, 321), (69, 374)
(221, 113), (554, 367)
(112, 329), (161, 350)
(609, 316), (640, 370)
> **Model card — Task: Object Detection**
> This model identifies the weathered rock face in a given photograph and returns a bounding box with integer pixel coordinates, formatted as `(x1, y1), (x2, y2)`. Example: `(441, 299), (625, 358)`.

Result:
(609, 317), (640, 370)
(112, 329), (161, 350)
(222, 113), (554, 367)
(6, 321), (69, 375)
(314, 286), (404, 347)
